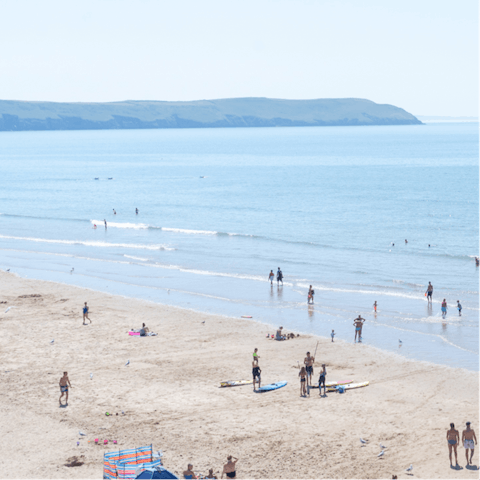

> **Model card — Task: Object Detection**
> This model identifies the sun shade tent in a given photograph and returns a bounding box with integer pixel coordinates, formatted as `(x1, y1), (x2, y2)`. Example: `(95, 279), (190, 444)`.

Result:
(135, 467), (178, 479)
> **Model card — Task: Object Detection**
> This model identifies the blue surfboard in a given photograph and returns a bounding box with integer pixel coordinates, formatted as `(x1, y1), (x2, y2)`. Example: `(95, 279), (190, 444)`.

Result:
(256, 381), (287, 392)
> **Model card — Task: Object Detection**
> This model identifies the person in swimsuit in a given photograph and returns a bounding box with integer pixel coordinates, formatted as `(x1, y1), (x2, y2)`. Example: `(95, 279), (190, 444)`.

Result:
(476, 257), (479, 267)
(183, 464), (196, 479)
(136, 208), (139, 215)
(441, 299), (447, 318)
(83, 302), (91, 325)
(405, 239), (408, 244)
(298, 366), (307, 396)
(104, 219), (107, 229)
(221, 456), (238, 479)
(331, 330), (335, 342)
(318, 364), (327, 397)
(307, 285), (314, 304)
(277, 268), (283, 285)
(426, 282), (433, 303)
(59, 372), (72, 406)
(268, 270), (274, 285)
(373, 301), (377, 313)
(113, 209), (116, 215)
(252, 359), (261, 391)
(457, 301), (462, 316)
(304, 352), (315, 389)
(205, 468), (217, 479)
(462, 422), (477, 465)
(353, 315), (365, 342)
(447, 423), (460, 467)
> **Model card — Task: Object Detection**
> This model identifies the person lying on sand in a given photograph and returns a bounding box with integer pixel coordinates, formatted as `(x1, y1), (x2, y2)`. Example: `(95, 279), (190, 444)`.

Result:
(447, 422), (459, 467)
(59, 372), (72, 406)
(183, 464), (197, 479)
(221, 456), (238, 479)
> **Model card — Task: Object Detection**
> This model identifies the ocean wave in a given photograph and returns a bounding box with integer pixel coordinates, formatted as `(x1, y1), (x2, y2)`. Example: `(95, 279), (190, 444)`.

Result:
(124, 255), (149, 261)
(0, 235), (175, 251)
(91, 220), (153, 230)
(162, 227), (218, 235)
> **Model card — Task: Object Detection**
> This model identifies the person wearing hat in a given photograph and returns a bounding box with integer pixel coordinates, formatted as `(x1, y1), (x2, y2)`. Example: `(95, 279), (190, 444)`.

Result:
(462, 422), (477, 465)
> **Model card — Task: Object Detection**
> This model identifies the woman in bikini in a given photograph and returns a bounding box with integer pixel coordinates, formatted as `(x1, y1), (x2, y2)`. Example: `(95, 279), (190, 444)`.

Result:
(299, 366), (307, 397)
(221, 456), (238, 479)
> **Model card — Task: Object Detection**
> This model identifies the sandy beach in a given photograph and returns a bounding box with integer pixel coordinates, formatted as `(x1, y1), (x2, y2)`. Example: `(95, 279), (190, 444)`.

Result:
(0, 271), (478, 479)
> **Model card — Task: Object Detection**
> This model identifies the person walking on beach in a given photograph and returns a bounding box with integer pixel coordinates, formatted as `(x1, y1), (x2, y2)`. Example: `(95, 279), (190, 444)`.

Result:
(331, 330), (335, 342)
(457, 300), (462, 316)
(353, 315), (365, 342)
(104, 219), (107, 229)
(59, 372), (72, 406)
(373, 301), (377, 313)
(441, 299), (447, 318)
(462, 422), (477, 465)
(299, 366), (307, 397)
(221, 456), (238, 479)
(447, 423), (460, 467)
(252, 358), (261, 391)
(308, 285), (314, 304)
(268, 270), (274, 285)
(304, 352), (314, 388)
(426, 282), (433, 303)
(318, 364), (327, 397)
(277, 267), (283, 285)
(82, 302), (91, 325)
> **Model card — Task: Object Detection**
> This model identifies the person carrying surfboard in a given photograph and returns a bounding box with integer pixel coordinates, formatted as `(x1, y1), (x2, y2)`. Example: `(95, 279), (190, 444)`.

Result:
(252, 358), (261, 391)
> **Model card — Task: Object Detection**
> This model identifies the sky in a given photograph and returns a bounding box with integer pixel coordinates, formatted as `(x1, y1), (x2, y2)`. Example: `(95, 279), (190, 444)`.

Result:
(0, 0), (478, 116)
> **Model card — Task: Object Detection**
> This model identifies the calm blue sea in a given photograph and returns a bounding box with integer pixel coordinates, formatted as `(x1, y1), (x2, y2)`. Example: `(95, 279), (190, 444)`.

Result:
(0, 123), (478, 369)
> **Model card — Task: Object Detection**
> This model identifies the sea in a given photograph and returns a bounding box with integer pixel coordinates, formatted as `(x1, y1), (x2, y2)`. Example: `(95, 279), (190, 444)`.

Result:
(0, 122), (478, 370)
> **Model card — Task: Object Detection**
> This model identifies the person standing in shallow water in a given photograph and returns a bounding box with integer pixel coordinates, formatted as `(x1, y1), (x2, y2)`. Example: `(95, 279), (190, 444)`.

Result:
(441, 299), (447, 318)
(268, 270), (274, 285)
(447, 423), (459, 467)
(277, 267), (283, 285)
(104, 219), (107, 229)
(426, 282), (433, 303)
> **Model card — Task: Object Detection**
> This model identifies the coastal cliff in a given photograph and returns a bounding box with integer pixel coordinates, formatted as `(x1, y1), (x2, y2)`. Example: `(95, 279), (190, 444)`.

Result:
(0, 97), (422, 131)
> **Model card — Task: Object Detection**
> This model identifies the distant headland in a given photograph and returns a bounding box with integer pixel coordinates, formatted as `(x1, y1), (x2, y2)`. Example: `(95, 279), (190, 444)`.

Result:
(0, 97), (422, 132)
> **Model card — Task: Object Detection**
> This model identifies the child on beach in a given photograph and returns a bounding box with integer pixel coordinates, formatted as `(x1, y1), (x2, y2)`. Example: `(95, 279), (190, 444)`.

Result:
(331, 330), (335, 342)
(318, 364), (327, 397)
(299, 366), (307, 397)
(441, 299), (448, 318)
(457, 301), (462, 316)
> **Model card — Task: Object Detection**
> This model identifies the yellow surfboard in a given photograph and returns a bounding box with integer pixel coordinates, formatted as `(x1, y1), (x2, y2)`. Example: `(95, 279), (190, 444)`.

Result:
(327, 381), (369, 392)
(219, 380), (253, 388)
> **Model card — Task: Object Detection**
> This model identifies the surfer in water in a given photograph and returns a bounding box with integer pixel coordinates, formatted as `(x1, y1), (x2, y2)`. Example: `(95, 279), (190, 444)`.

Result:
(353, 315), (365, 342)
(221, 456), (238, 479)
(304, 352), (315, 389)
(447, 423), (460, 467)
(277, 267), (283, 285)
(252, 358), (261, 391)
(426, 282), (433, 303)
(113, 209), (116, 215)
(268, 270), (274, 285)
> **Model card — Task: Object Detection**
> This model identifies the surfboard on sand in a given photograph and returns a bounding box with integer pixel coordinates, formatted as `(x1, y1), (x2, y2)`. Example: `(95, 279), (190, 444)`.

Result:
(327, 381), (369, 392)
(219, 380), (253, 388)
(241, 315), (252, 318)
(310, 380), (353, 389)
(256, 381), (287, 392)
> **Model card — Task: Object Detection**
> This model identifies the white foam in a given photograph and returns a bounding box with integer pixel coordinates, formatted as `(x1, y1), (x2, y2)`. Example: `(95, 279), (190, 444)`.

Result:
(0, 235), (175, 251)
(162, 227), (218, 235)
(91, 220), (150, 230)
(124, 255), (149, 262)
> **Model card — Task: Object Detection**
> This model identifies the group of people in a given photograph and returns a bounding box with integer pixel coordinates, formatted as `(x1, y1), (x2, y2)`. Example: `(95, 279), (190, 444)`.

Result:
(298, 351), (327, 397)
(183, 456), (238, 479)
(446, 422), (477, 467)
(268, 268), (283, 285)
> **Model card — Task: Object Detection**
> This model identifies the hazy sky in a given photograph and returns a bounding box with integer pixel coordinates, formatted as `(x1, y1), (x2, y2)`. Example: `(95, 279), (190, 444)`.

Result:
(0, 0), (478, 116)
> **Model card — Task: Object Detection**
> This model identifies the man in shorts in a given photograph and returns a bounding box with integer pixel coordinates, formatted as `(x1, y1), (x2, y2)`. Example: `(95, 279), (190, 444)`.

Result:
(426, 282), (433, 303)
(59, 372), (72, 406)
(277, 268), (283, 285)
(446, 422), (459, 467)
(83, 302), (91, 325)
(353, 315), (365, 342)
(462, 422), (477, 465)
(304, 351), (315, 390)
(252, 359), (261, 391)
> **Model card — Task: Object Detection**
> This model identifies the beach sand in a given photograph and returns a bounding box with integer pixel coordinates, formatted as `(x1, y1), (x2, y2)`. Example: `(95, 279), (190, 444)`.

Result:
(0, 271), (478, 479)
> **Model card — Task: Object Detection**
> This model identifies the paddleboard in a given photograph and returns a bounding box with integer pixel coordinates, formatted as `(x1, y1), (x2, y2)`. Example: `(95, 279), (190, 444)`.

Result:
(241, 315), (252, 318)
(256, 381), (287, 392)
(310, 380), (353, 389)
(219, 380), (253, 388)
(327, 381), (369, 392)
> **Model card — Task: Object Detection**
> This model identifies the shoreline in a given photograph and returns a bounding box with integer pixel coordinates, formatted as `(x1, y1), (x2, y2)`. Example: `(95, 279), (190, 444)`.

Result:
(0, 271), (478, 479)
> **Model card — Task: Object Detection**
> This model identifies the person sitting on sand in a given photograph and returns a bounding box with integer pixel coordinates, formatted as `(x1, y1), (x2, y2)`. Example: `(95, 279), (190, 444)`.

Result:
(83, 302), (91, 325)
(299, 366), (307, 397)
(221, 456), (238, 479)
(462, 422), (477, 465)
(140, 323), (149, 336)
(59, 372), (72, 406)
(252, 359), (261, 391)
(183, 464), (197, 479)
(275, 326), (285, 340)
(205, 469), (217, 479)
(318, 364), (327, 397)
(447, 423), (460, 467)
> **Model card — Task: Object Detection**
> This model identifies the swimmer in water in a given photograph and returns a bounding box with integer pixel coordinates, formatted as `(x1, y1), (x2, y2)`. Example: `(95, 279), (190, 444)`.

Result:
(476, 257), (479, 267)
(93, 224), (97, 229)
(405, 239), (408, 244)
(113, 209), (116, 215)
